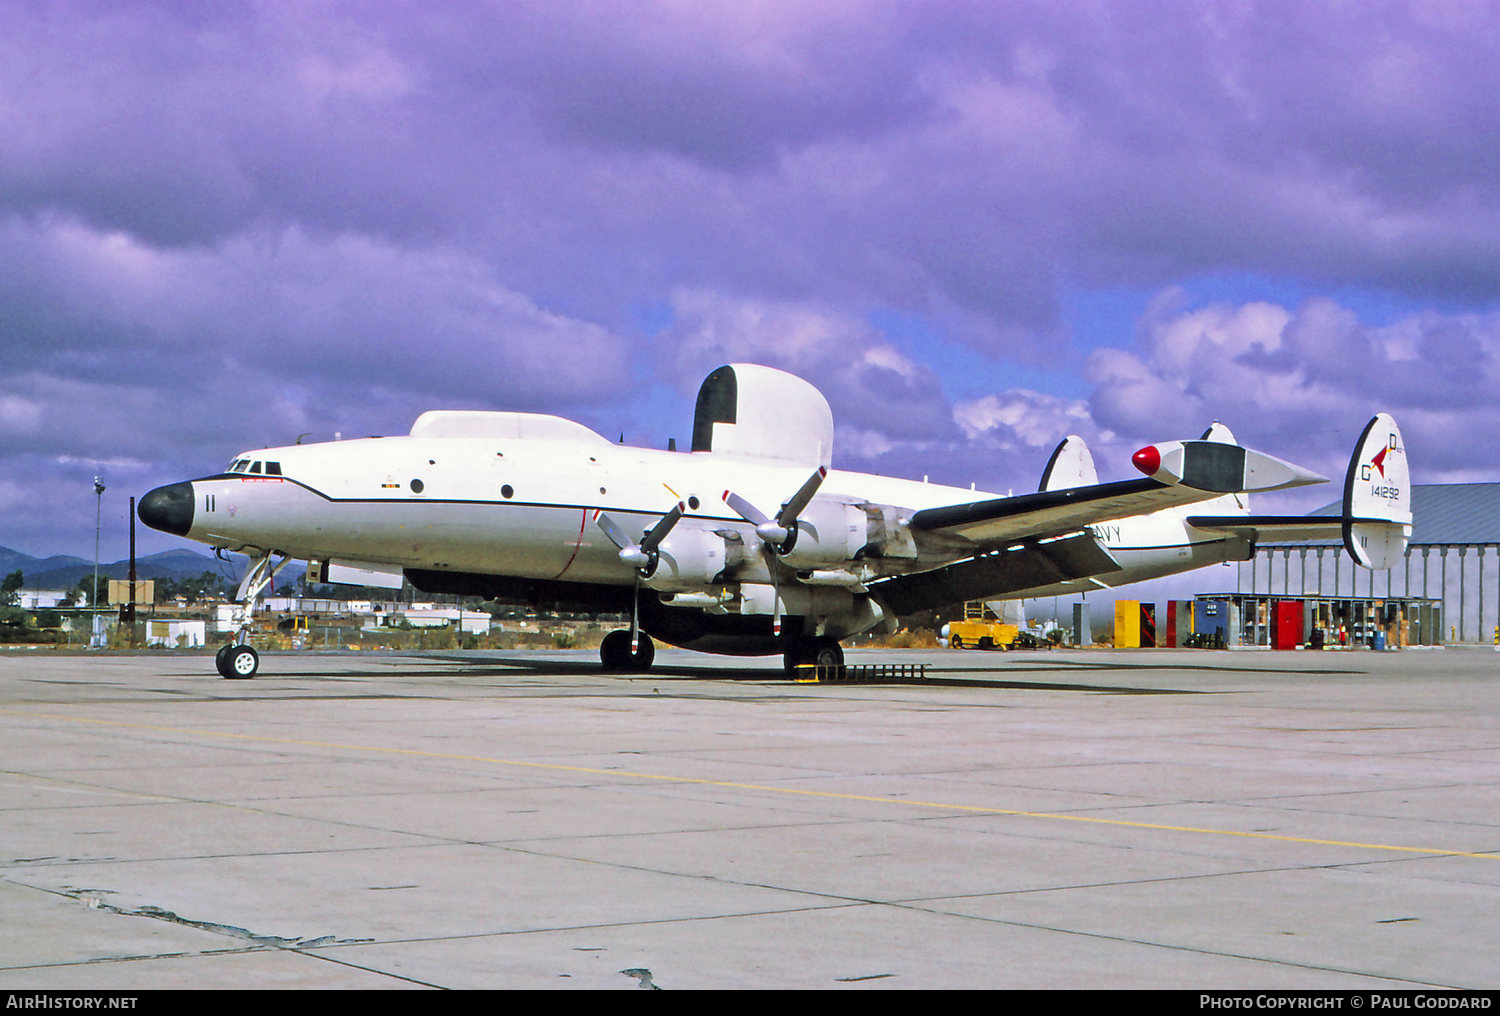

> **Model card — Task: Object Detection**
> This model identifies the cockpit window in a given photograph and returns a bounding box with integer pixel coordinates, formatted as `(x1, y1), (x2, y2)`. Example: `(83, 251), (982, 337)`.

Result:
(224, 458), (281, 475)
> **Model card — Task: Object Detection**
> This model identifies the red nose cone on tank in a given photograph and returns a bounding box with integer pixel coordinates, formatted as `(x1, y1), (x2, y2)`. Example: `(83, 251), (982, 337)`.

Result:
(1132, 445), (1161, 477)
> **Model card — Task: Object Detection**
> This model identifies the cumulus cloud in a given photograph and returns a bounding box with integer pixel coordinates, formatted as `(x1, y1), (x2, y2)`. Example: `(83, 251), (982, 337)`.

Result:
(0, 212), (632, 558)
(1081, 293), (1500, 484)
(658, 289), (957, 445)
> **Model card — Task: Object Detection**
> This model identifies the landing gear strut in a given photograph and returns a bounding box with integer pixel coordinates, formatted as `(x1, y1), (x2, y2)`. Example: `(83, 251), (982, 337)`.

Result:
(600, 630), (656, 671)
(213, 550), (289, 680)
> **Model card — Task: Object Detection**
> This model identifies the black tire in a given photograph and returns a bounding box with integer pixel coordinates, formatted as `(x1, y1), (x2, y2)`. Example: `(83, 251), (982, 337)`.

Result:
(950, 634), (965, 650)
(600, 630), (654, 671)
(810, 637), (843, 669)
(222, 644), (259, 680)
(214, 644), (234, 677)
(785, 636), (843, 672)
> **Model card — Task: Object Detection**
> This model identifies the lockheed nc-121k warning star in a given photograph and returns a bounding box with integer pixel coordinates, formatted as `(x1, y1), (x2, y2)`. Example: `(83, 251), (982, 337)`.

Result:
(138, 364), (1412, 678)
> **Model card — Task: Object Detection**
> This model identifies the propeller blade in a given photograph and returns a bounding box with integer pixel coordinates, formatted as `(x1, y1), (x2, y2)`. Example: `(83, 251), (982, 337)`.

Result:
(639, 502), (685, 554)
(595, 505), (682, 573)
(775, 466), (828, 529)
(593, 510), (632, 551)
(593, 510), (647, 569)
(723, 490), (769, 527)
(724, 466), (827, 552)
(724, 490), (789, 544)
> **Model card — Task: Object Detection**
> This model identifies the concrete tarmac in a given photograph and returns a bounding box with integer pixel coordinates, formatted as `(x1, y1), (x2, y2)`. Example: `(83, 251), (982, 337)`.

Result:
(1, 645), (1498, 990)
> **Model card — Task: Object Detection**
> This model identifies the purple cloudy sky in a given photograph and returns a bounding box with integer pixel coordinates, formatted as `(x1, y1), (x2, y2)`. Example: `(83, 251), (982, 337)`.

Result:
(4, 1), (1500, 561)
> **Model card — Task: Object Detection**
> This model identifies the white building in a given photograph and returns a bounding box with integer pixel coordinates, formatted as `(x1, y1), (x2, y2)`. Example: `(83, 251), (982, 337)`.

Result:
(146, 619), (207, 648)
(17, 590), (71, 609)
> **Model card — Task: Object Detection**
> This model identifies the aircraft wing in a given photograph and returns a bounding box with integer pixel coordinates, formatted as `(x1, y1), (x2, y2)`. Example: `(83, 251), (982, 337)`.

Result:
(868, 478), (1223, 617)
(909, 434), (1329, 546)
(907, 477), (1222, 545)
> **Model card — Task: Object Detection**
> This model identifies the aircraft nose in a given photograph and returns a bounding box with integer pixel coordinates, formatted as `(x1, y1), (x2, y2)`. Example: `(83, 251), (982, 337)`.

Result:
(138, 482), (195, 537)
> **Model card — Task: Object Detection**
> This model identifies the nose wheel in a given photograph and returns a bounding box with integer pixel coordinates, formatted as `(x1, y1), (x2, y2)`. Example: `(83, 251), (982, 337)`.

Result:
(215, 643), (260, 679)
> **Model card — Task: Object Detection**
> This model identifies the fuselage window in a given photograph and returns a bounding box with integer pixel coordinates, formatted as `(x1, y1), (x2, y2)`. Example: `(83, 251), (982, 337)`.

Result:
(249, 462), (263, 474)
(265, 462), (282, 475)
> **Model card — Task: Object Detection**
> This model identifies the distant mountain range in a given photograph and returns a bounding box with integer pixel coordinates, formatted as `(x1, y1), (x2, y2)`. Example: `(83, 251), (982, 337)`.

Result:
(0, 545), (304, 590)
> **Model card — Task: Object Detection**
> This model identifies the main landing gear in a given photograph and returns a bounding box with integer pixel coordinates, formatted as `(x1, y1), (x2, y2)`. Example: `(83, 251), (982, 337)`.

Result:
(600, 630), (656, 671)
(783, 636), (844, 673)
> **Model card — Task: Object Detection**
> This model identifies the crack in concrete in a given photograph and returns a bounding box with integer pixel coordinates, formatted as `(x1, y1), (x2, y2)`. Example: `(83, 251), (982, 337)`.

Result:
(59, 888), (371, 949)
(620, 967), (662, 989)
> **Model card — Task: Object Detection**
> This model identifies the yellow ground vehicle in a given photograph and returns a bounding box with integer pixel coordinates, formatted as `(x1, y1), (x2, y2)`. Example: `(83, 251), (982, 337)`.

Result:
(946, 602), (1020, 650)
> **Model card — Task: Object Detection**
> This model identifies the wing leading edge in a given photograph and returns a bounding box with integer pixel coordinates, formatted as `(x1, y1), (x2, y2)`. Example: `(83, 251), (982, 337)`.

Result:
(909, 477), (1227, 546)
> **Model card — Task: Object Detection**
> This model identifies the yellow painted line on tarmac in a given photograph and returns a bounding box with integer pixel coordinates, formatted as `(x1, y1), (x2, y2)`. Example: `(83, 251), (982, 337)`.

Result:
(5, 707), (1499, 862)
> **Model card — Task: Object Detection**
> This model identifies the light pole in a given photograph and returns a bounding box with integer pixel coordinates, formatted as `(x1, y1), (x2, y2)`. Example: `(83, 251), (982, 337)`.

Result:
(93, 477), (105, 639)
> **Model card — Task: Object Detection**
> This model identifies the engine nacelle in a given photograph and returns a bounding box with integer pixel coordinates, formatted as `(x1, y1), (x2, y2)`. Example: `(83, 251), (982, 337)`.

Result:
(643, 527), (731, 591)
(780, 501), (870, 570)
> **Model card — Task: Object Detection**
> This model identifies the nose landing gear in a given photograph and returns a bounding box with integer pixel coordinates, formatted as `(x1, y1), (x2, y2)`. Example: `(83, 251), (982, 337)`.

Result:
(215, 643), (260, 679)
(211, 550), (288, 679)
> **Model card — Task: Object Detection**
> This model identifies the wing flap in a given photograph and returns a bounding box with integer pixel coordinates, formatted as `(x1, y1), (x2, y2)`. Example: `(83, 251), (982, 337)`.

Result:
(870, 532), (1120, 616)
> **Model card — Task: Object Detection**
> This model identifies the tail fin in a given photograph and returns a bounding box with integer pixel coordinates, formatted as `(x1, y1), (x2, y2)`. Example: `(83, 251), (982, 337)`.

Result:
(1038, 436), (1098, 491)
(1200, 421), (1236, 444)
(1343, 413), (1411, 568)
(1183, 413), (1411, 569)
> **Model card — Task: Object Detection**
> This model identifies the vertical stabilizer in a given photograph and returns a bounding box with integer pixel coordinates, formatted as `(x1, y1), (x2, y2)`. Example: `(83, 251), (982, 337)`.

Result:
(1342, 413), (1411, 568)
(1200, 422), (1236, 444)
(1038, 436), (1098, 491)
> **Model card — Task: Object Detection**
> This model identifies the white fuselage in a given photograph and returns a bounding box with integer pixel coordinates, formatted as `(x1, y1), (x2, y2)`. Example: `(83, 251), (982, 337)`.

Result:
(192, 431), (988, 583)
(159, 418), (1249, 648)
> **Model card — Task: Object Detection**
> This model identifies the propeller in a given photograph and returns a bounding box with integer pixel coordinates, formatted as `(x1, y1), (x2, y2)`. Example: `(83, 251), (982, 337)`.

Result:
(723, 466), (827, 641)
(594, 503), (685, 578)
(722, 466), (827, 554)
(594, 502), (685, 652)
